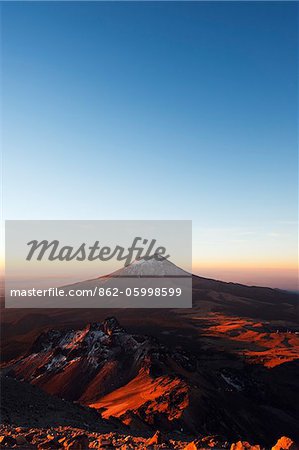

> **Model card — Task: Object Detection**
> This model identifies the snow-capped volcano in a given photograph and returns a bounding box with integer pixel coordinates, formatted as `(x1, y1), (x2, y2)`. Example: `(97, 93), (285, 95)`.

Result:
(105, 255), (191, 278)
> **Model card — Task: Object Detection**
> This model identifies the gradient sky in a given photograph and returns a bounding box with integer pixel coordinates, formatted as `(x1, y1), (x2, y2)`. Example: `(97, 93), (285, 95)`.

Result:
(1, 1), (298, 289)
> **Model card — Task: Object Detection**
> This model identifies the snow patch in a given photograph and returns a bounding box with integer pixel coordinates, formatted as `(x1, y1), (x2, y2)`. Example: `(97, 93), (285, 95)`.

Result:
(221, 374), (242, 391)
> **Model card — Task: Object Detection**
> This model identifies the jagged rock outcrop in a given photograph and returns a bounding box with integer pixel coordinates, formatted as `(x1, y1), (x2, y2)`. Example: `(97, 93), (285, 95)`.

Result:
(272, 437), (298, 450)
(146, 430), (168, 446)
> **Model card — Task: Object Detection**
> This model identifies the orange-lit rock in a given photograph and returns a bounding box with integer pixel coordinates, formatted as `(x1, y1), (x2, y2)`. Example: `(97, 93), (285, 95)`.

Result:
(272, 437), (298, 450)
(230, 441), (260, 450)
(184, 441), (201, 450)
(146, 430), (166, 446)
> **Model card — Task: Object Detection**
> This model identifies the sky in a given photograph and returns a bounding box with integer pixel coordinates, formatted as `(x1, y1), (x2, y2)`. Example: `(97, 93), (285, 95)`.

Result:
(1, 1), (298, 290)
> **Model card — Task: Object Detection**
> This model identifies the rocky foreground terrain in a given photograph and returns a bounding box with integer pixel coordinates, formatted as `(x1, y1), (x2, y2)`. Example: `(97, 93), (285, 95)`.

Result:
(0, 426), (298, 450)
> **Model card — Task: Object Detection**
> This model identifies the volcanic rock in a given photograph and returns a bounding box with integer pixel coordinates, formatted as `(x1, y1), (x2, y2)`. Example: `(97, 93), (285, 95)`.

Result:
(0, 435), (17, 446)
(230, 442), (260, 450)
(184, 441), (201, 450)
(272, 437), (298, 450)
(38, 439), (63, 449)
(63, 433), (89, 450)
(146, 430), (167, 446)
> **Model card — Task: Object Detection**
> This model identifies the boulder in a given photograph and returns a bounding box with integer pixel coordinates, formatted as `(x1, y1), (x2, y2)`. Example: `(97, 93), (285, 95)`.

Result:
(0, 435), (17, 446)
(184, 441), (201, 450)
(38, 439), (63, 449)
(98, 437), (112, 447)
(272, 437), (298, 450)
(15, 435), (28, 445)
(47, 434), (57, 441)
(64, 433), (89, 450)
(230, 441), (260, 450)
(25, 431), (36, 442)
(146, 430), (167, 447)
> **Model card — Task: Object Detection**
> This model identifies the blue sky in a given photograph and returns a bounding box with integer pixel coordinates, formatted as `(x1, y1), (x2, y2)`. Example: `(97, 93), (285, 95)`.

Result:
(1, 2), (298, 288)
